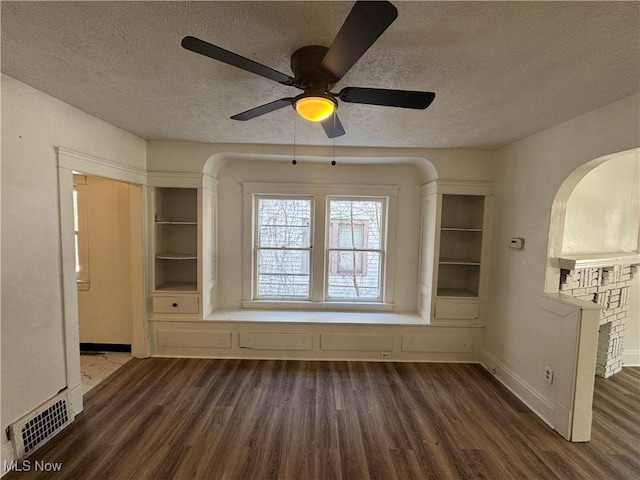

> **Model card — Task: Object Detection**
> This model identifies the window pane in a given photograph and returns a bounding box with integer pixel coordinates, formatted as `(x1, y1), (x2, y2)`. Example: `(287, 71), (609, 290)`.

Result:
(329, 199), (383, 249)
(73, 189), (79, 232)
(257, 198), (311, 248)
(328, 251), (380, 299)
(338, 223), (364, 249)
(75, 234), (81, 274)
(257, 249), (310, 297)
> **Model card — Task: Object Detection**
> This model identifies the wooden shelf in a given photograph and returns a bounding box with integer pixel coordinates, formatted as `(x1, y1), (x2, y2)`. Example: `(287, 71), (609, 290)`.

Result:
(156, 221), (197, 225)
(439, 258), (481, 266)
(156, 252), (197, 260)
(155, 282), (198, 292)
(437, 288), (478, 298)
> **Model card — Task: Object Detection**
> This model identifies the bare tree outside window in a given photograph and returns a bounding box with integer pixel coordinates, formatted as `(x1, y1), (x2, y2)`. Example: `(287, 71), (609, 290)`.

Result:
(328, 199), (384, 300)
(255, 197), (311, 298)
(253, 195), (386, 302)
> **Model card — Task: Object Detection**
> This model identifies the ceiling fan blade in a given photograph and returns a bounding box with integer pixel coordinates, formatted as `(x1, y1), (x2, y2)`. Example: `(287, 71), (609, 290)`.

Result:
(320, 1), (398, 81)
(339, 87), (435, 109)
(321, 114), (346, 138)
(182, 36), (295, 86)
(230, 98), (294, 121)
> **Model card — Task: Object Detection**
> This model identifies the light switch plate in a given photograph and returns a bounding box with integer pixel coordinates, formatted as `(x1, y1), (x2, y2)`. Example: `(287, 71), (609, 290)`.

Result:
(509, 237), (525, 249)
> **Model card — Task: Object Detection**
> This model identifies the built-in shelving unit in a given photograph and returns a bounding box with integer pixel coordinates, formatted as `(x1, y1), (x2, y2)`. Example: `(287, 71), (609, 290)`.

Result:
(418, 181), (492, 323)
(437, 194), (484, 298)
(154, 187), (198, 292)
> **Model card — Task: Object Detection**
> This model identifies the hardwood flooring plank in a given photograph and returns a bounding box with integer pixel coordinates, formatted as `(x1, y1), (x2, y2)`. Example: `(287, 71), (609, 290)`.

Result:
(4, 362), (638, 480)
(313, 448), (342, 480)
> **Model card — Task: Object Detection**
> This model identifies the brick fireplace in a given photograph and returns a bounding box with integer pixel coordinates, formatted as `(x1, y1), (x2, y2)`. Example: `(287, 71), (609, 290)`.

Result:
(558, 253), (638, 378)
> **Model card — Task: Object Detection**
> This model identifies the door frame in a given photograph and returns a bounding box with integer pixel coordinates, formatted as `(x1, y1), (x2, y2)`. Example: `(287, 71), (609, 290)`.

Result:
(56, 147), (149, 411)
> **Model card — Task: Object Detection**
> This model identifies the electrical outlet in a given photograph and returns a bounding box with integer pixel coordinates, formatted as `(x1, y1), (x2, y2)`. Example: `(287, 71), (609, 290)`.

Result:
(544, 366), (554, 384)
(380, 352), (392, 359)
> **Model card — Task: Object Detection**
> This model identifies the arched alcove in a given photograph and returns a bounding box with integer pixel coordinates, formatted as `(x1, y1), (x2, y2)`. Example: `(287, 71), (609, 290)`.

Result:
(544, 147), (639, 439)
(203, 150), (438, 183)
(545, 148), (640, 293)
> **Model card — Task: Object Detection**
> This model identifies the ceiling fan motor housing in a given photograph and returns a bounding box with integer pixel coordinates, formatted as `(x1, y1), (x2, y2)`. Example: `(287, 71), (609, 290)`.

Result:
(290, 45), (336, 92)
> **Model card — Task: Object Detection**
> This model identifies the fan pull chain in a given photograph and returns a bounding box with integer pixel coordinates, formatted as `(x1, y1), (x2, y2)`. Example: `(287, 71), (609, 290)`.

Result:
(331, 112), (337, 166)
(292, 113), (297, 165)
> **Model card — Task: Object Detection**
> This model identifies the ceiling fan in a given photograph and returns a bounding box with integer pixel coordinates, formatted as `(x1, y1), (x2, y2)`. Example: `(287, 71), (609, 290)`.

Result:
(181, 0), (435, 138)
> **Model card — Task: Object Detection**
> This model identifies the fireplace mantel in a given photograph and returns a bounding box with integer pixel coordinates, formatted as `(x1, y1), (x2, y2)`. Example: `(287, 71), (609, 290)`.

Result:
(557, 251), (640, 270)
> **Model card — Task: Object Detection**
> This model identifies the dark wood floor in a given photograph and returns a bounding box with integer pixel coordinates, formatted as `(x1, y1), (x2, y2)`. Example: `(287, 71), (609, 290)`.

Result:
(5, 359), (639, 479)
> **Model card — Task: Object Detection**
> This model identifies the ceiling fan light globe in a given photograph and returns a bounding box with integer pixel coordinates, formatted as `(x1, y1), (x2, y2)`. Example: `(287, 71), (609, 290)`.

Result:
(295, 97), (336, 122)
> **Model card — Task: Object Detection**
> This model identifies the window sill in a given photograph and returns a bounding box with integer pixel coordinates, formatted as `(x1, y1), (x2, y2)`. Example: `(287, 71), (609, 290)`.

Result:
(77, 281), (90, 291)
(204, 308), (427, 325)
(241, 300), (394, 312)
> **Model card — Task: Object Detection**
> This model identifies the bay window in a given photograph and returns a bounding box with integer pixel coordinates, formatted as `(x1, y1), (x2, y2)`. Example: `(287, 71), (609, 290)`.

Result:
(245, 183), (397, 309)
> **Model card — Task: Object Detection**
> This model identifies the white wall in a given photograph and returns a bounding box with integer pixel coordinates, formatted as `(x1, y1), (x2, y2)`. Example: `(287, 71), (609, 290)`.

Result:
(1, 75), (145, 465)
(78, 175), (133, 345)
(146, 141), (495, 183)
(484, 93), (640, 425)
(562, 153), (640, 254)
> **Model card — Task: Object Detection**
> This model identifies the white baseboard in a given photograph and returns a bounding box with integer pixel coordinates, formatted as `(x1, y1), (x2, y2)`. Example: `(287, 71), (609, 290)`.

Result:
(480, 350), (555, 427)
(67, 383), (84, 417)
(623, 349), (640, 366)
(1, 438), (15, 477)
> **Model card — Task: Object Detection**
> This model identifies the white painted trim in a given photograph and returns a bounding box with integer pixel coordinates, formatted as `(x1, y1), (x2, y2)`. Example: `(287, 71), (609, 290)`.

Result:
(623, 349), (640, 366)
(241, 301), (394, 312)
(207, 309), (430, 324)
(150, 319), (484, 361)
(570, 305), (600, 441)
(540, 292), (602, 315)
(130, 184), (150, 358)
(147, 171), (203, 188)
(202, 174), (218, 192)
(242, 182), (399, 309)
(556, 252), (640, 270)
(57, 147), (146, 185)
(480, 350), (555, 427)
(435, 180), (494, 196)
(421, 181), (438, 196)
(57, 148), (150, 362)
(1, 438), (16, 476)
(67, 384), (84, 417)
(242, 181), (399, 197)
(56, 168), (82, 402)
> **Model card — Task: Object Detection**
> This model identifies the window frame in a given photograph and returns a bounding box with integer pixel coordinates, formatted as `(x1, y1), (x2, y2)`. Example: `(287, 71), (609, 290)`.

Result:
(242, 182), (398, 311)
(325, 196), (387, 302)
(253, 194), (315, 300)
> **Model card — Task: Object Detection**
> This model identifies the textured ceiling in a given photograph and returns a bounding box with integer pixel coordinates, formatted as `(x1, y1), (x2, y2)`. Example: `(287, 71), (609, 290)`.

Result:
(2, 1), (639, 149)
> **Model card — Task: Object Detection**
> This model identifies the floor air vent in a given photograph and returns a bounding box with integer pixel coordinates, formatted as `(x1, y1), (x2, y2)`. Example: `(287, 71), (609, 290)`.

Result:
(8, 392), (74, 460)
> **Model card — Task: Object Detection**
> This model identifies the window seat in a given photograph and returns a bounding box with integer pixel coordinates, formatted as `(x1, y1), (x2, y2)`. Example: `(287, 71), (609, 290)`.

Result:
(204, 308), (428, 326)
